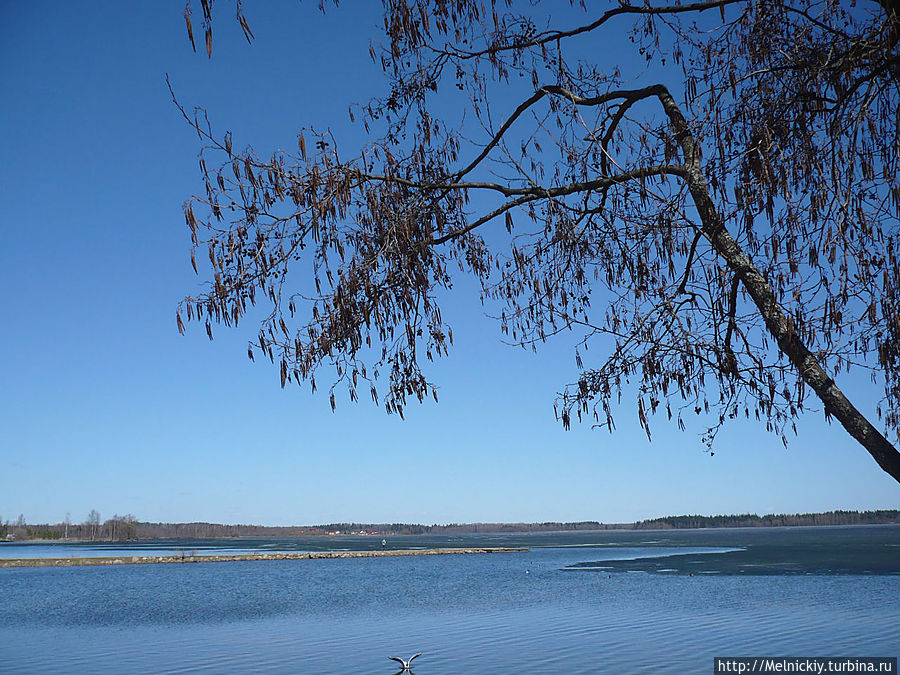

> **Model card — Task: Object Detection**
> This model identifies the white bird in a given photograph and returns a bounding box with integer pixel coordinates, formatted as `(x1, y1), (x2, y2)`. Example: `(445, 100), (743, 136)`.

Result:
(388, 653), (422, 670)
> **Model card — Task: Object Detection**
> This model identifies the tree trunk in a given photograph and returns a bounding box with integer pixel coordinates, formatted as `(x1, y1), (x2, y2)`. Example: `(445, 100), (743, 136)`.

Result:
(652, 85), (900, 484)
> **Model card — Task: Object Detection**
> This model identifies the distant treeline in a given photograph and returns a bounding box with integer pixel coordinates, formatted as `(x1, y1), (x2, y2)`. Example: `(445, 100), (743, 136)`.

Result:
(3, 519), (323, 541)
(137, 522), (324, 538)
(118, 520), (621, 538)
(1, 514), (139, 542)
(4, 510), (898, 542)
(316, 521), (624, 535)
(635, 510), (900, 529)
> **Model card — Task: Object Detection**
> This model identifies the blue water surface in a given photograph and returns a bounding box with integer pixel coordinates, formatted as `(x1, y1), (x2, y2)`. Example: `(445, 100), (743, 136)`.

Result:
(1, 526), (897, 673)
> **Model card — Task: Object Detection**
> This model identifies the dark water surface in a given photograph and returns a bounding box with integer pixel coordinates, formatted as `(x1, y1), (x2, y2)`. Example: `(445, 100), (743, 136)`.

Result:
(1, 526), (897, 673)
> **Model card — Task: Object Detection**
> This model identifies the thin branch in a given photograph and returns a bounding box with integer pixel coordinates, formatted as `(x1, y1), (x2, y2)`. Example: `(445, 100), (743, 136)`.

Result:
(431, 163), (687, 245)
(445, 0), (745, 61)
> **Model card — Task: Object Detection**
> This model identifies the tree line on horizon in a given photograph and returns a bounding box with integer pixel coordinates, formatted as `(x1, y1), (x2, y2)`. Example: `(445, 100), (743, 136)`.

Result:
(634, 509), (900, 529)
(4, 510), (897, 541)
(0, 512), (139, 542)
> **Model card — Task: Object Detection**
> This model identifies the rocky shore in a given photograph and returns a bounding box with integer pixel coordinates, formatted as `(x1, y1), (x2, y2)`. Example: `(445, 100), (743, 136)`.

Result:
(0, 547), (528, 568)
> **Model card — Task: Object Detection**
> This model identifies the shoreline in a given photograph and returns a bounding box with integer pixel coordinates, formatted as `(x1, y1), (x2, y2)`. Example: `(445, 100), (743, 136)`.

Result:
(0, 547), (528, 568)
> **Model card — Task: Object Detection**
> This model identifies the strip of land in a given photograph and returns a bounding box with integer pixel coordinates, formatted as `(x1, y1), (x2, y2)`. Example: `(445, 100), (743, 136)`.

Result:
(7, 509), (898, 543)
(0, 547), (528, 568)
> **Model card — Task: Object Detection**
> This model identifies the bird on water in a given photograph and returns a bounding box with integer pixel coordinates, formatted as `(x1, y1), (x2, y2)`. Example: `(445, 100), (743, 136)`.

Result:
(388, 653), (422, 670)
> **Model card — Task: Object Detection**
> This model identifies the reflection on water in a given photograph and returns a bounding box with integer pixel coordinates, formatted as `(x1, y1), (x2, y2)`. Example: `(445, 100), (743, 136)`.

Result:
(1, 526), (898, 674)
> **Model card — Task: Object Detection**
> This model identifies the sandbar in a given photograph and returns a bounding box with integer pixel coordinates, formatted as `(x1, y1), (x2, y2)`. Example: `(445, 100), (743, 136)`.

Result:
(0, 547), (528, 568)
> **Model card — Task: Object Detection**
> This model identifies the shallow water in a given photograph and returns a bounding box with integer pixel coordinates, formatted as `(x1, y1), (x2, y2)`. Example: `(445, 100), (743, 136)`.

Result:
(1, 526), (897, 673)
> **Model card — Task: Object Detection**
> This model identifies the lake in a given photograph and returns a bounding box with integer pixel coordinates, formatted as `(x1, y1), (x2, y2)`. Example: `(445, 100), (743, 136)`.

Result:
(1, 526), (898, 673)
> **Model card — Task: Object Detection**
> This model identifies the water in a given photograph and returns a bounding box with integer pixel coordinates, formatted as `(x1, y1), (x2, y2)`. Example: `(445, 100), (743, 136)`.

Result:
(1, 526), (897, 673)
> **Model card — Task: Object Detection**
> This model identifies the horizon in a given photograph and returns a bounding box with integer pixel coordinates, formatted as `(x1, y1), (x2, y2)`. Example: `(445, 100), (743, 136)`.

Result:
(8, 508), (899, 531)
(1, 3), (897, 526)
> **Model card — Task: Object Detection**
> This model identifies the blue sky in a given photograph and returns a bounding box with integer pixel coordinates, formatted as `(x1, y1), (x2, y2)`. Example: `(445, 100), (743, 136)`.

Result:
(1, 1), (896, 527)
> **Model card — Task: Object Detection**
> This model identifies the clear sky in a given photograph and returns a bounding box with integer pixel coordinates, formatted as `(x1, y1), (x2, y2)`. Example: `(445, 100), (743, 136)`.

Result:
(1, 1), (897, 528)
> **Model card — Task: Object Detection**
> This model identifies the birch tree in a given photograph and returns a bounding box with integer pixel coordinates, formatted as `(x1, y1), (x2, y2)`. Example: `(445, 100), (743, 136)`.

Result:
(177, 0), (900, 482)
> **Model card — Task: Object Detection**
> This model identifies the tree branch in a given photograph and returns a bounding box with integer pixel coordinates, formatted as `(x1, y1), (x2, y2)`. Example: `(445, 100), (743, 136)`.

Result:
(446, 0), (746, 61)
(430, 163), (687, 245)
(652, 83), (900, 482)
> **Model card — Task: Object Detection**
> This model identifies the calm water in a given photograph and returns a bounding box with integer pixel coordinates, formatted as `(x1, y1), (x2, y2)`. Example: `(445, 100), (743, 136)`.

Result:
(1, 526), (897, 673)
